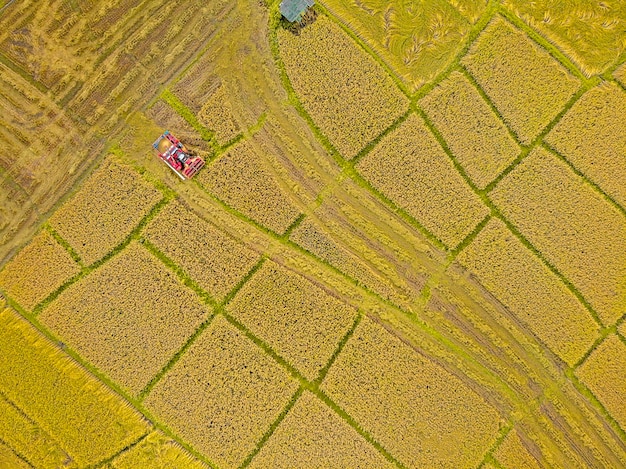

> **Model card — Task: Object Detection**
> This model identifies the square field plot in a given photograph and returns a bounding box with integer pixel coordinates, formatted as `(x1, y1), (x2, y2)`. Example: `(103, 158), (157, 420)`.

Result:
(48, 158), (163, 265)
(356, 113), (489, 249)
(198, 140), (301, 235)
(144, 200), (261, 302)
(144, 315), (298, 469)
(462, 16), (580, 145)
(419, 71), (520, 189)
(576, 335), (626, 431)
(490, 147), (626, 325)
(39, 242), (210, 396)
(456, 218), (599, 366)
(227, 260), (358, 381)
(249, 390), (394, 469)
(0, 230), (80, 311)
(321, 316), (501, 468)
(278, 15), (408, 159)
(546, 82), (626, 208)
(321, 0), (487, 92)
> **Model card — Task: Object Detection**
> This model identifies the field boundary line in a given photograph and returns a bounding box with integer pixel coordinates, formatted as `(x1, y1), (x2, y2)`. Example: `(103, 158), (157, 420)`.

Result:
(314, 312), (362, 385)
(89, 431), (150, 469)
(573, 327), (618, 370)
(239, 387), (304, 468)
(482, 80), (598, 194)
(0, 435), (34, 469)
(475, 422), (512, 469)
(496, 6), (590, 83)
(451, 214), (492, 259)
(31, 196), (172, 315)
(44, 224), (84, 267)
(542, 142), (626, 218)
(350, 108), (412, 166)
(455, 64), (525, 150)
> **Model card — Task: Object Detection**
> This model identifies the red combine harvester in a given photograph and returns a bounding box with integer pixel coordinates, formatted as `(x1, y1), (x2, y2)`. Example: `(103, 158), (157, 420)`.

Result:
(152, 131), (205, 180)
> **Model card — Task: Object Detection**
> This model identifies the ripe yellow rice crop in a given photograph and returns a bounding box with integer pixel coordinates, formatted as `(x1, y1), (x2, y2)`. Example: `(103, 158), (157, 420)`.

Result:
(0, 440), (30, 469)
(494, 429), (542, 469)
(321, 0), (487, 91)
(461, 16), (580, 145)
(0, 307), (149, 466)
(198, 85), (242, 146)
(39, 242), (209, 396)
(144, 315), (298, 469)
(502, 0), (626, 76)
(0, 394), (70, 468)
(456, 218), (599, 366)
(546, 82), (626, 208)
(0, 230), (80, 311)
(198, 140), (301, 234)
(144, 200), (260, 301)
(576, 335), (626, 430)
(111, 431), (208, 469)
(356, 113), (489, 249)
(419, 71), (520, 189)
(227, 260), (358, 381)
(278, 15), (409, 159)
(48, 158), (163, 265)
(615, 63), (626, 88)
(321, 316), (501, 468)
(490, 147), (626, 325)
(249, 390), (394, 468)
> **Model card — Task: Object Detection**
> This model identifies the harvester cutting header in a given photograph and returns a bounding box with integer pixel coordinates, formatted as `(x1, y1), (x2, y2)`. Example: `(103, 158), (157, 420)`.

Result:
(152, 131), (205, 180)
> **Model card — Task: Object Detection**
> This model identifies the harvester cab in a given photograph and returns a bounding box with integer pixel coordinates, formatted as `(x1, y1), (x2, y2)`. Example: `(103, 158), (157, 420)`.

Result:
(152, 131), (205, 180)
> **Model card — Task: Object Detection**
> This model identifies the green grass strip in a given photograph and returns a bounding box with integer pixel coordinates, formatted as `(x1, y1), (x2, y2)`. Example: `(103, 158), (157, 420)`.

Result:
(160, 89), (217, 148)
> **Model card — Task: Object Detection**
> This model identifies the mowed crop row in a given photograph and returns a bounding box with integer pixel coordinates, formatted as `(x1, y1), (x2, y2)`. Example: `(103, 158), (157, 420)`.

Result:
(321, 316), (501, 468)
(110, 431), (209, 469)
(226, 260), (358, 381)
(461, 16), (580, 145)
(419, 70), (520, 189)
(144, 315), (299, 469)
(490, 147), (626, 325)
(144, 199), (261, 302)
(278, 15), (409, 159)
(456, 218), (599, 366)
(356, 113), (489, 249)
(546, 82), (626, 209)
(249, 390), (394, 468)
(49, 158), (163, 265)
(198, 85), (243, 146)
(0, 307), (149, 466)
(39, 241), (210, 397)
(0, 229), (81, 311)
(320, 0), (487, 91)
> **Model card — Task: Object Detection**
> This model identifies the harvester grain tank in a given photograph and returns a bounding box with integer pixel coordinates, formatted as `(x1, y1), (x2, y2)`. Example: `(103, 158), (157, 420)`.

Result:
(152, 131), (205, 180)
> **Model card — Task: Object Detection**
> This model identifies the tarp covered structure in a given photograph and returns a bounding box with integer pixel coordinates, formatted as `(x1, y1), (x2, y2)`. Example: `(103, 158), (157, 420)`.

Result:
(280, 0), (314, 22)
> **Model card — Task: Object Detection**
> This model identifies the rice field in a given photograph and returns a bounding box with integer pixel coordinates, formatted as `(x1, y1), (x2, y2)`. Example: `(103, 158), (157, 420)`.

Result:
(48, 158), (163, 265)
(278, 15), (409, 159)
(39, 242), (210, 396)
(461, 16), (580, 145)
(546, 82), (626, 208)
(1, 0), (626, 466)
(0, 229), (80, 311)
(227, 260), (358, 380)
(356, 113), (489, 249)
(490, 147), (626, 325)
